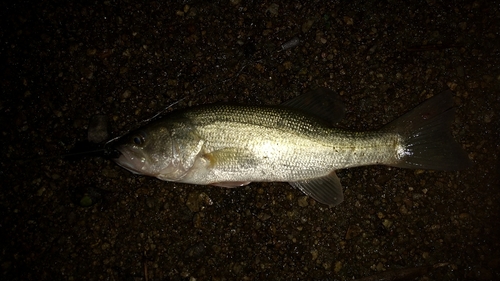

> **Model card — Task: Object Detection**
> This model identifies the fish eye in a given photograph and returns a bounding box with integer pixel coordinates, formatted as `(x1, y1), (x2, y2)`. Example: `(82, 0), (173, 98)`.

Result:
(132, 131), (147, 146)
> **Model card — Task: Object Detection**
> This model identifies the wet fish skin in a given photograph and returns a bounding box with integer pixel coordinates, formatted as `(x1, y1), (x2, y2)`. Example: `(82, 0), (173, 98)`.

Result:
(112, 88), (471, 206)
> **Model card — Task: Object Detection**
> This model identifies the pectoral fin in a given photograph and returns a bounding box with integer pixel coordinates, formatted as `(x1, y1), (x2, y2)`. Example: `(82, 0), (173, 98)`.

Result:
(203, 148), (256, 188)
(202, 147), (257, 169)
(289, 171), (344, 206)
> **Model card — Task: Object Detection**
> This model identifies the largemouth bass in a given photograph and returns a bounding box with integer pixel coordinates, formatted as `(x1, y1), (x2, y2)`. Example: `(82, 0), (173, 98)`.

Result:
(111, 88), (471, 206)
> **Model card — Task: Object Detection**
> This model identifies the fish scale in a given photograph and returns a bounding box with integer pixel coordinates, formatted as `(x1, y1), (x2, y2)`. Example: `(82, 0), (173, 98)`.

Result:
(186, 107), (400, 178)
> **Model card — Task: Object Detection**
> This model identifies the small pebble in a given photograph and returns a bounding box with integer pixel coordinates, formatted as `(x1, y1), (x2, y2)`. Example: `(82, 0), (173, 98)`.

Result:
(281, 37), (300, 51)
(88, 115), (110, 143)
(297, 196), (309, 207)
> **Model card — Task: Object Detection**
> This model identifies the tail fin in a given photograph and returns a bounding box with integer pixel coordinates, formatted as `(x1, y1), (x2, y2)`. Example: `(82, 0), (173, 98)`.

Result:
(382, 91), (472, 170)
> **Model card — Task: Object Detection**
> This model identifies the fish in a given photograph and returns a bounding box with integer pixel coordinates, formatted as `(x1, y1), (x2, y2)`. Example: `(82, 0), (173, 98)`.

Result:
(110, 88), (472, 206)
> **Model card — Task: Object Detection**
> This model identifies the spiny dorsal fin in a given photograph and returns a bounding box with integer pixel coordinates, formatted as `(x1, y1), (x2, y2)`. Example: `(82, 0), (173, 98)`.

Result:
(281, 87), (346, 125)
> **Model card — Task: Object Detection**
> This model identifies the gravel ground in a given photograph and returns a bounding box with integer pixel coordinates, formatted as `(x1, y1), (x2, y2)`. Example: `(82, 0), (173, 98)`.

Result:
(1, 0), (499, 280)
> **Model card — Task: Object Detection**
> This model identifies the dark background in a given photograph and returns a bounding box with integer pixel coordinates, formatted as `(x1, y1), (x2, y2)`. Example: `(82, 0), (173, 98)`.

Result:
(1, 0), (499, 280)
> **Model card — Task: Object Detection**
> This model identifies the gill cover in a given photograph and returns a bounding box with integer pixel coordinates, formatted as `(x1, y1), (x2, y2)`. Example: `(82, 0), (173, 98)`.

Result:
(113, 119), (206, 181)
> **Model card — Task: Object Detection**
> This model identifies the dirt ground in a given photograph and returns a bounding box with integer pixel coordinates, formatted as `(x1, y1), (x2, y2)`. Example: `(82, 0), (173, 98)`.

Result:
(1, 0), (499, 280)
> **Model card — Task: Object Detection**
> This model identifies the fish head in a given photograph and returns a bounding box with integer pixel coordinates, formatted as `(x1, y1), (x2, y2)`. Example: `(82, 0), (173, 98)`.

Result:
(111, 123), (189, 180)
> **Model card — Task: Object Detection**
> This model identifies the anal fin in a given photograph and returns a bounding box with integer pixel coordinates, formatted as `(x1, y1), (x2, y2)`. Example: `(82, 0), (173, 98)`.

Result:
(289, 171), (344, 206)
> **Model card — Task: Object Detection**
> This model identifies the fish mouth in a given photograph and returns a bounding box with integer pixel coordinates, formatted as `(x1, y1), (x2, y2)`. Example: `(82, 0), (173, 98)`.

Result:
(113, 147), (151, 176)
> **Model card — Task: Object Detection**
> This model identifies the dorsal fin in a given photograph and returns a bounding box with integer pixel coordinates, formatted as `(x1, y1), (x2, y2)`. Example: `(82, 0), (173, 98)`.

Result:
(281, 87), (345, 124)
